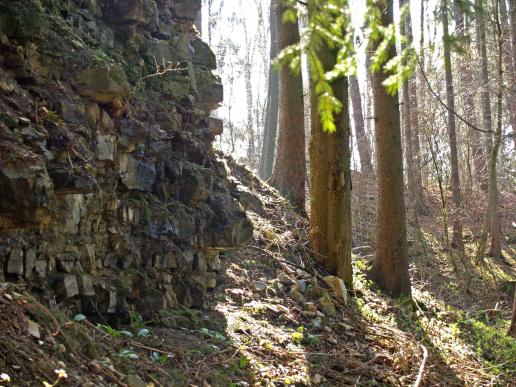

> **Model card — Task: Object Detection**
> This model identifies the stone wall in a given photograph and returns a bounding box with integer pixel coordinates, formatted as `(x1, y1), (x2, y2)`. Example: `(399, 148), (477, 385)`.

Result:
(0, 0), (252, 316)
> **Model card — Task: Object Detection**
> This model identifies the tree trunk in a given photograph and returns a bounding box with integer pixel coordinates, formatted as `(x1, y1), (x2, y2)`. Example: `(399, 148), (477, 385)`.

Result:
(308, 27), (352, 286)
(476, 0), (504, 260)
(401, 0), (425, 219)
(349, 75), (373, 175)
(369, 0), (411, 297)
(508, 0), (516, 147)
(510, 284), (516, 337)
(270, 3), (306, 211)
(454, 1), (483, 195)
(259, 0), (279, 180)
(415, 0), (427, 195)
(475, 0), (493, 191)
(442, 0), (464, 251)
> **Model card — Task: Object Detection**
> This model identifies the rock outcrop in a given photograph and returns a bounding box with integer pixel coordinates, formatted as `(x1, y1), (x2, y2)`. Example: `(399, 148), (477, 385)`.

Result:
(0, 0), (252, 316)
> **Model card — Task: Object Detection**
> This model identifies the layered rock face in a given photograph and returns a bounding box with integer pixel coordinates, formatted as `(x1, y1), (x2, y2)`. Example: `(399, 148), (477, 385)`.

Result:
(0, 0), (252, 316)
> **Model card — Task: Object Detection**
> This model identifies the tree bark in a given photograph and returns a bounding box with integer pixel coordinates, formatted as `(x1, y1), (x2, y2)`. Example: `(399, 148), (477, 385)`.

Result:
(259, 0), (279, 180)
(476, 0), (504, 260)
(475, 0), (493, 191)
(349, 75), (373, 175)
(442, 0), (464, 251)
(510, 284), (516, 337)
(369, 0), (411, 297)
(508, 0), (516, 147)
(270, 3), (306, 211)
(454, 1), (483, 195)
(308, 23), (352, 286)
(401, 0), (425, 218)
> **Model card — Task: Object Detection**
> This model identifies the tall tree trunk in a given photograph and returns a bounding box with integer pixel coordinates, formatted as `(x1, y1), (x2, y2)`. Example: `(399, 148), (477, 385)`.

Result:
(259, 0), (279, 180)
(349, 75), (373, 175)
(401, 0), (425, 219)
(454, 0), (483, 195)
(508, 0), (516, 147)
(308, 23), (352, 285)
(476, 0), (493, 191)
(510, 284), (516, 337)
(369, 0), (411, 297)
(476, 0), (504, 260)
(270, 3), (306, 211)
(242, 23), (257, 169)
(415, 0), (427, 195)
(442, 0), (464, 251)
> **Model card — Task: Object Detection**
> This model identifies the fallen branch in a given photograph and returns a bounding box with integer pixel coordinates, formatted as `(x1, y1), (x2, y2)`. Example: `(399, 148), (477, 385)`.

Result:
(413, 344), (428, 387)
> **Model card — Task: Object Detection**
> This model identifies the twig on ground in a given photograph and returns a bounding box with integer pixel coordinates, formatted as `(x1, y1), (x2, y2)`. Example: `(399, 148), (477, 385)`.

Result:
(413, 344), (428, 387)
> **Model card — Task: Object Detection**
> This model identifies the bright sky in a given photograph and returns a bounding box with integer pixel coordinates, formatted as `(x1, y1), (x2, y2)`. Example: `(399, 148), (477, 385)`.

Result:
(200, 0), (442, 163)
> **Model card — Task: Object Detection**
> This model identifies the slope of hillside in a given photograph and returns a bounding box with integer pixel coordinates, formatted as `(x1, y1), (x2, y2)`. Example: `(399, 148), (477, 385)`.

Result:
(1, 155), (514, 386)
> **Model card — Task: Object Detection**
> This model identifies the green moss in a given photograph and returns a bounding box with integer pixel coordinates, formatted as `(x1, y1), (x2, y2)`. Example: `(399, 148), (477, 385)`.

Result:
(454, 315), (516, 376)
(0, 0), (47, 42)
(161, 306), (204, 330)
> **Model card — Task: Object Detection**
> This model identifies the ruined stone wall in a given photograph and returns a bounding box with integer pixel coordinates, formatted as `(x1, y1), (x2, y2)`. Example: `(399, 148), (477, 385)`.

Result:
(0, 0), (252, 317)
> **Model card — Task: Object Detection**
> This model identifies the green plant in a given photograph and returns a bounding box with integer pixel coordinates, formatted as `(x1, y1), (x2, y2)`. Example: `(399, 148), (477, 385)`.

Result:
(118, 349), (139, 360)
(199, 328), (227, 343)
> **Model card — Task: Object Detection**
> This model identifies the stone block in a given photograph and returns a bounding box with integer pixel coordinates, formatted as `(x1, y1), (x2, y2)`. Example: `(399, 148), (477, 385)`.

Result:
(62, 194), (85, 234)
(96, 134), (116, 161)
(78, 274), (95, 296)
(119, 154), (156, 191)
(6, 249), (24, 276)
(74, 65), (130, 104)
(24, 249), (37, 278)
(56, 275), (79, 298)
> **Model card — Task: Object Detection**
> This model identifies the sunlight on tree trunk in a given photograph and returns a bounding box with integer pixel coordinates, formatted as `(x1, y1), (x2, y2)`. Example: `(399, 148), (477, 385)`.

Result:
(369, 0), (411, 297)
(308, 38), (352, 286)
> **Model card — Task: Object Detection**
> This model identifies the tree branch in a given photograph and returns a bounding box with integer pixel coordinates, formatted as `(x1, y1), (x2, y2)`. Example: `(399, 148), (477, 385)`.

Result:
(416, 55), (492, 135)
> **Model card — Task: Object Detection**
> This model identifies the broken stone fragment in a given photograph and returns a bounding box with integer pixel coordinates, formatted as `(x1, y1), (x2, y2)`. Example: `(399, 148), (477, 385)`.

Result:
(118, 154), (156, 191)
(253, 280), (267, 293)
(62, 194), (85, 234)
(324, 275), (348, 305)
(96, 134), (117, 161)
(102, 0), (158, 30)
(6, 249), (24, 276)
(74, 65), (130, 104)
(191, 37), (217, 70)
(317, 290), (336, 316)
(0, 150), (53, 210)
(153, 252), (178, 270)
(24, 249), (37, 278)
(34, 259), (47, 278)
(107, 290), (117, 313)
(56, 275), (80, 298)
(78, 274), (95, 297)
(27, 319), (40, 339)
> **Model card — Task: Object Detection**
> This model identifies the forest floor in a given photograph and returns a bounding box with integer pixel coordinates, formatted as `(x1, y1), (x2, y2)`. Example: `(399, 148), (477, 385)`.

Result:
(0, 155), (515, 386)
